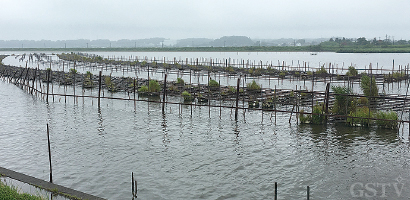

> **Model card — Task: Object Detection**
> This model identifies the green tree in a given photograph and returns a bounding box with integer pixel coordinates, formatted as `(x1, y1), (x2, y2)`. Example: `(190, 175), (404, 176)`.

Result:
(357, 37), (369, 45)
(360, 74), (378, 97)
(331, 86), (355, 116)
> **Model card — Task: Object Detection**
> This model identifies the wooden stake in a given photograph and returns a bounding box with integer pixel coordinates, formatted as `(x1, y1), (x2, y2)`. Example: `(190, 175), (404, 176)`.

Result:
(98, 71), (102, 107)
(47, 124), (53, 183)
(162, 74), (167, 112)
(235, 77), (240, 121)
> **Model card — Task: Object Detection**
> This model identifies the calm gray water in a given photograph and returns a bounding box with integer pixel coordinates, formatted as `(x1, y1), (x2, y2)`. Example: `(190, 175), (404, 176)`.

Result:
(1, 79), (410, 200)
(1, 52), (410, 199)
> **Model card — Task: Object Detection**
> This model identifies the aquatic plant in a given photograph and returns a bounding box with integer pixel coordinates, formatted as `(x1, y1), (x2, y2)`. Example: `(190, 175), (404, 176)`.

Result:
(316, 66), (327, 74)
(247, 80), (261, 91)
(347, 106), (371, 126)
(374, 111), (398, 129)
(209, 79), (219, 88)
(104, 76), (116, 92)
(331, 86), (355, 116)
(358, 97), (368, 105)
(346, 66), (358, 76)
(176, 78), (184, 85)
(279, 71), (286, 77)
(83, 71), (94, 88)
(226, 66), (235, 73)
(299, 109), (310, 124)
(360, 74), (378, 97)
(181, 90), (194, 101)
(311, 103), (325, 124)
(69, 68), (77, 74)
(148, 80), (161, 92)
(228, 86), (236, 93)
(138, 85), (149, 92)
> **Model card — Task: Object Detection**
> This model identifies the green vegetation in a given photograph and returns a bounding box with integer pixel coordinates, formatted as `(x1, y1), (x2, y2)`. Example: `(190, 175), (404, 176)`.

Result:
(228, 86), (236, 93)
(69, 68), (77, 74)
(346, 66), (358, 76)
(385, 71), (407, 82)
(358, 97), (368, 105)
(316, 66), (327, 74)
(151, 61), (157, 68)
(83, 71), (93, 88)
(138, 85), (149, 92)
(347, 106), (371, 126)
(0, 180), (46, 200)
(148, 80), (161, 92)
(360, 74), (378, 97)
(299, 109), (310, 124)
(209, 79), (219, 88)
(299, 104), (326, 124)
(279, 71), (286, 77)
(331, 86), (356, 116)
(374, 111), (398, 129)
(311, 104), (325, 124)
(246, 80), (261, 91)
(181, 91), (194, 101)
(176, 78), (184, 85)
(104, 76), (116, 92)
(226, 66), (235, 73)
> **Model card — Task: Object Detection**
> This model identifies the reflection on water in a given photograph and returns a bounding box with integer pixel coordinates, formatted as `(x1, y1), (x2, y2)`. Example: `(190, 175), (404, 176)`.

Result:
(97, 107), (105, 135)
(1, 78), (410, 199)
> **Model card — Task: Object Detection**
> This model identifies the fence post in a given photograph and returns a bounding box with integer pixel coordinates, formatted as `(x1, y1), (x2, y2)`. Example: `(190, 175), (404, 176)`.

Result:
(324, 83), (330, 122)
(47, 124), (53, 183)
(98, 71), (102, 107)
(274, 182), (277, 200)
(46, 69), (51, 103)
(162, 74), (167, 112)
(235, 77), (240, 121)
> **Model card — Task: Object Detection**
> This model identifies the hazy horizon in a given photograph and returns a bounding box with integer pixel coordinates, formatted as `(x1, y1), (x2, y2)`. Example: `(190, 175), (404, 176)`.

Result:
(1, 0), (409, 41)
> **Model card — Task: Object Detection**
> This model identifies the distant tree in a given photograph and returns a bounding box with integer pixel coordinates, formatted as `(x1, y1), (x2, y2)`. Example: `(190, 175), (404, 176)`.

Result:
(357, 37), (369, 45)
(396, 39), (408, 45)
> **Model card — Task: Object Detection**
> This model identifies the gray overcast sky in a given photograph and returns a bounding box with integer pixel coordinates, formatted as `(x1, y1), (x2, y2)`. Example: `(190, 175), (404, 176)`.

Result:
(1, 0), (409, 41)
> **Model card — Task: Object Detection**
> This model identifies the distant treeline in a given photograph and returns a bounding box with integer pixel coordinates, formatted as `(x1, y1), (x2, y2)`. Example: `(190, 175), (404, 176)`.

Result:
(0, 36), (323, 48)
(1, 36), (410, 53)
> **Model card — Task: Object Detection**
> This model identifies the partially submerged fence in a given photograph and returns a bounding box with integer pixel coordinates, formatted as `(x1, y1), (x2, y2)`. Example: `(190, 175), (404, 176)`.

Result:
(1, 60), (410, 133)
(2, 54), (410, 199)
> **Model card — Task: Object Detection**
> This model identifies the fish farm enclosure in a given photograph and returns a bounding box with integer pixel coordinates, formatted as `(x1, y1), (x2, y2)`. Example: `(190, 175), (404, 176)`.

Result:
(1, 52), (410, 199)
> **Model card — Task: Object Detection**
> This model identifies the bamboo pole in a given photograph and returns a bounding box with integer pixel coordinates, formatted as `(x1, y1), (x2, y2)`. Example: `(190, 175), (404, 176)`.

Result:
(235, 77), (240, 121)
(98, 71), (102, 107)
(47, 124), (52, 183)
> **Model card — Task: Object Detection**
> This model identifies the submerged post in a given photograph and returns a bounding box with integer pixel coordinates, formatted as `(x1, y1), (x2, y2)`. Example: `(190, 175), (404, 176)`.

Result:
(98, 71), (102, 107)
(235, 77), (240, 121)
(47, 124), (52, 183)
(307, 185), (310, 200)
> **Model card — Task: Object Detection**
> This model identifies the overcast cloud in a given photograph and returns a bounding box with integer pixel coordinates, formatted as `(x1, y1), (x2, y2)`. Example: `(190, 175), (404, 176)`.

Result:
(1, 0), (409, 40)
